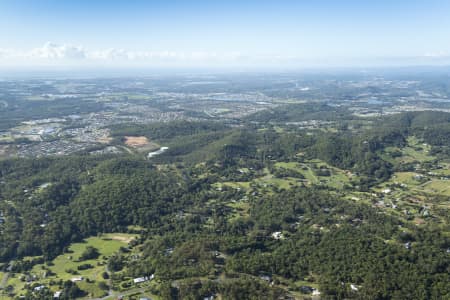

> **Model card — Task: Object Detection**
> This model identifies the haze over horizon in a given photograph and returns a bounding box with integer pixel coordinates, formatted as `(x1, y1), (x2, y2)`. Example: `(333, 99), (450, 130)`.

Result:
(1, 0), (450, 70)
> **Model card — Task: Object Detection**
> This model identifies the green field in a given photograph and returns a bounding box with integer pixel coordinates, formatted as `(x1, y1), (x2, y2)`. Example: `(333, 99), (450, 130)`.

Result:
(432, 163), (450, 176)
(4, 233), (138, 299)
(400, 137), (435, 163)
(42, 234), (136, 280)
(422, 180), (450, 196)
(275, 160), (350, 189)
(215, 160), (351, 194)
(215, 181), (251, 190)
(276, 162), (315, 182)
(391, 172), (423, 186)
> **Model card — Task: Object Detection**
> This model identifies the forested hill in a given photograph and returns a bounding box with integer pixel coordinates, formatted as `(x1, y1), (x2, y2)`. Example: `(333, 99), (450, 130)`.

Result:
(0, 111), (450, 299)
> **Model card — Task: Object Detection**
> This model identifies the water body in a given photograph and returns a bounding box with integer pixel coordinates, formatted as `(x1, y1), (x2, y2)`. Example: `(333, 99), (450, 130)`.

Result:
(147, 147), (169, 159)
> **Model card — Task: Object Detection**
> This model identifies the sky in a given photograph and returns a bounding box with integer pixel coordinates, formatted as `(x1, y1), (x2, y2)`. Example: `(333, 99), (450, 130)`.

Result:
(1, 0), (450, 69)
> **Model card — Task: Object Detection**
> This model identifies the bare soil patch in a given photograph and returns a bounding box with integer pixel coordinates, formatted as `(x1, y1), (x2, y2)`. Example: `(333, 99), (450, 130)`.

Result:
(109, 235), (135, 243)
(124, 136), (150, 148)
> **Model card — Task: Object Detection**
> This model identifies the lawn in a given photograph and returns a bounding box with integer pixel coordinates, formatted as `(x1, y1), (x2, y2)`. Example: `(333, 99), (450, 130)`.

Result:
(431, 163), (450, 176)
(216, 181), (251, 190)
(43, 234), (136, 281)
(4, 233), (138, 299)
(264, 177), (298, 189)
(391, 172), (423, 186)
(274, 160), (350, 189)
(275, 161), (318, 184)
(401, 147), (435, 162)
(398, 136), (435, 163)
(4, 273), (27, 293)
(422, 180), (450, 196)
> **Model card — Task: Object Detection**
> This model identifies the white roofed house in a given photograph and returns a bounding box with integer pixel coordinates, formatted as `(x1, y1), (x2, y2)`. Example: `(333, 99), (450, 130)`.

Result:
(133, 274), (154, 284)
(382, 188), (392, 194)
(33, 285), (45, 291)
(271, 231), (284, 240)
(133, 277), (147, 284)
(70, 276), (83, 282)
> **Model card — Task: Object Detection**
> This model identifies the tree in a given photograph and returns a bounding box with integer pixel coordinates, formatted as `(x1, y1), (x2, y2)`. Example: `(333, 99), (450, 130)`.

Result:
(79, 246), (100, 261)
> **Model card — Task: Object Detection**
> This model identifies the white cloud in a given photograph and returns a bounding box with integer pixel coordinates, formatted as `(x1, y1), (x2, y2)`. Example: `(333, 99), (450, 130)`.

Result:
(28, 42), (86, 60)
(0, 48), (14, 58)
(89, 48), (130, 60)
(2, 42), (450, 69)
(0, 42), (381, 68)
(88, 49), (245, 63)
(0, 42), (252, 67)
(423, 51), (449, 58)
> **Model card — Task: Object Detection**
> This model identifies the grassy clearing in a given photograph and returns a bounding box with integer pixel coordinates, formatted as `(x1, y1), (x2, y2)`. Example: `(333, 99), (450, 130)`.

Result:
(319, 171), (350, 189)
(401, 147), (434, 162)
(263, 177), (298, 189)
(45, 234), (136, 280)
(293, 280), (320, 289)
(386, 172), (450, 196)
(219, 190), (252, 221)
(422, 180), (450, 196)
(216, 181), (251, 190)
(274, 160), (350, 189)
(397, 137), (435, 163)
(5, 233), (138, 299)
(275, 161), (318, 183)
(391, 172), (423, 186)
(274, 162), (298, 169)
(227, 201), (250, 210)
(4, 274), (27, 294)
(432, 163), (450, 176)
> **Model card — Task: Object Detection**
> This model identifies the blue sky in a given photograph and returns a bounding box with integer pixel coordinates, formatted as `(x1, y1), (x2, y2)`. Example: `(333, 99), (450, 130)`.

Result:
(1, 0), (450, 68)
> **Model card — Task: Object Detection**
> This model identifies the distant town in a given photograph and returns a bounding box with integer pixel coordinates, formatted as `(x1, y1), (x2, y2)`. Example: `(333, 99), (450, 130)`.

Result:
(1, 73), (449, 158)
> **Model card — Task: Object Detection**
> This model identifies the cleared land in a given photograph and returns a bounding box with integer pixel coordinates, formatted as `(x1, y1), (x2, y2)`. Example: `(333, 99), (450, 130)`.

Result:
(124, 136), (160, 153)
(124, 136), (151, 147)
(3, 233), (138, 300)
